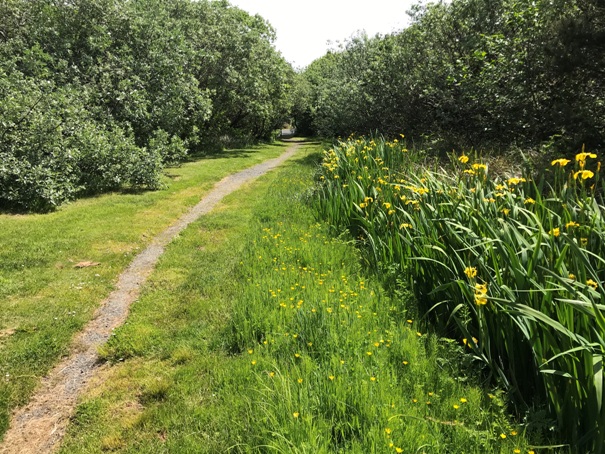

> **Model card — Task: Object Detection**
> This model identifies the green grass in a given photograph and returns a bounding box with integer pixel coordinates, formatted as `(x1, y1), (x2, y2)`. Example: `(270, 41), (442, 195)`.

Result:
(0, 142), (288, 437)
(59, 144), (537, 453)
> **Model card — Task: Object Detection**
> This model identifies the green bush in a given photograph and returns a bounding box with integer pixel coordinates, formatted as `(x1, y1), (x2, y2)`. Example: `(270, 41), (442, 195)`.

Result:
(0, 64), (162, 211)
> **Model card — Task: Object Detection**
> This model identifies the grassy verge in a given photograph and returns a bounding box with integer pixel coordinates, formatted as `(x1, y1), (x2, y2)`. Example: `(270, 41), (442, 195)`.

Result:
(0, 142), (288, 437)
(60, 143), (536, 453)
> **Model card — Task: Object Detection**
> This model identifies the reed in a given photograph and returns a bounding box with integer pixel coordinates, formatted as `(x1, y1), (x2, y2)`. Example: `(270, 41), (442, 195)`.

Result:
(317, 136), (604, 452)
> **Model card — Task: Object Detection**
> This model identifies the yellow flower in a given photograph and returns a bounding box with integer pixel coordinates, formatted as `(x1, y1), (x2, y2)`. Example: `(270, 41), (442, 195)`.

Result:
(464, 267), (478, 278)
(587, 279), (598, 290)
(359, 202), (367, 208)
(551, 158), (571, 167)
(329, 375), (335, 381)
(500, 433), (507, 439)
(399, 223), (413, 230)
(463, 338), (477, 347)
(566, 221), (580, 228)
(501, 208), (510, 216)
(514, 450), (521, 453)
(402, 360), (409, 365)
(574, 170), (594, 180)
(459, 154), (470, 164)
(475, 293), (488, 306)
(475, 283), (488, 294)
(507, 177), (526, 185)
(293, 412), (299, 418)
(569, 273), (576, 280)
(460, 398), (468, 403)
(383, 202), (392, 209)
(472, 163), (487, 170)
(463, 169), (476, 176)
(396, 448), (404, 453)
(524, 197), (536, 204)
(453, 404), (460, 409)
(385, 427), (392, 435)
(370, 376), (376, 382)
(297, 378), (303, 384)
(549, 227), (560, 237)
(576, 151), (597, 163)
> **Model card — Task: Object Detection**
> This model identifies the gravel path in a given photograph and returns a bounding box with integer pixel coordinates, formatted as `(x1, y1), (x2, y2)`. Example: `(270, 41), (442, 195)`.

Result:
(0, 142), (301, 454)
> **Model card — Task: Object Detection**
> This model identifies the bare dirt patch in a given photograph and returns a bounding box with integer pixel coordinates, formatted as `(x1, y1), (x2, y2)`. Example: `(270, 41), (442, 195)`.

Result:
(0, 142), (300, 454)
(0, 329), (16, 340)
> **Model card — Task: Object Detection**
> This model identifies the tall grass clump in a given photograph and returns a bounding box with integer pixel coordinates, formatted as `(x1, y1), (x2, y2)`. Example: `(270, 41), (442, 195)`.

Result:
(317, 135), (605, 452)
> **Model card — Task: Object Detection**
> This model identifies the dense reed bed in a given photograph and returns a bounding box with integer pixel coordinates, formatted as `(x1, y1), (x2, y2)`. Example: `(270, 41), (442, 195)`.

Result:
(317, 136), (604, 452)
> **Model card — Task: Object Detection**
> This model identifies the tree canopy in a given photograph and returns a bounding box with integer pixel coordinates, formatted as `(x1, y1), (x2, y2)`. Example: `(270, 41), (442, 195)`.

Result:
(297, 0), (604, 153)
(0, 0), (294, 211)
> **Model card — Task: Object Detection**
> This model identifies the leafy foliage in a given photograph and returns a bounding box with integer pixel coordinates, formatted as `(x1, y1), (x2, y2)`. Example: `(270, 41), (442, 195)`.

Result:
(0, 0), (294, 211)
(298, 0), (604, 153)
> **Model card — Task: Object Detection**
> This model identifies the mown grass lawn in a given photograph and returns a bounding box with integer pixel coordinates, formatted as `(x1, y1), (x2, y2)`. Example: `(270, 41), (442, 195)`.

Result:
(59, 143), (537, 453)
(0, 143), (288, 437)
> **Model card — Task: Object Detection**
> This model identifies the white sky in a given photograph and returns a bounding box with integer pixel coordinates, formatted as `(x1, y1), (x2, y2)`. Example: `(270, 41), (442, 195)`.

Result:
(226, 0), (417, 69)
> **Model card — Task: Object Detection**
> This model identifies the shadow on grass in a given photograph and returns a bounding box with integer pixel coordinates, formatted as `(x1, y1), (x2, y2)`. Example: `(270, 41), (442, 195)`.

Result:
(294, 150), (324, 168)
(0, 138), (324, 215)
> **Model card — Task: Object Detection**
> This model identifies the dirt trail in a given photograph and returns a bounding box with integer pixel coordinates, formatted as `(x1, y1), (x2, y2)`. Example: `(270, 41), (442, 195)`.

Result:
(0, 142), (301, 454)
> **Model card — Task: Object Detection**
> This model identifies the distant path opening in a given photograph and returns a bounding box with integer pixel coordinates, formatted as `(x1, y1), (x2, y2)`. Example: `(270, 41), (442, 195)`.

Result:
(0, 142), (301, 454)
